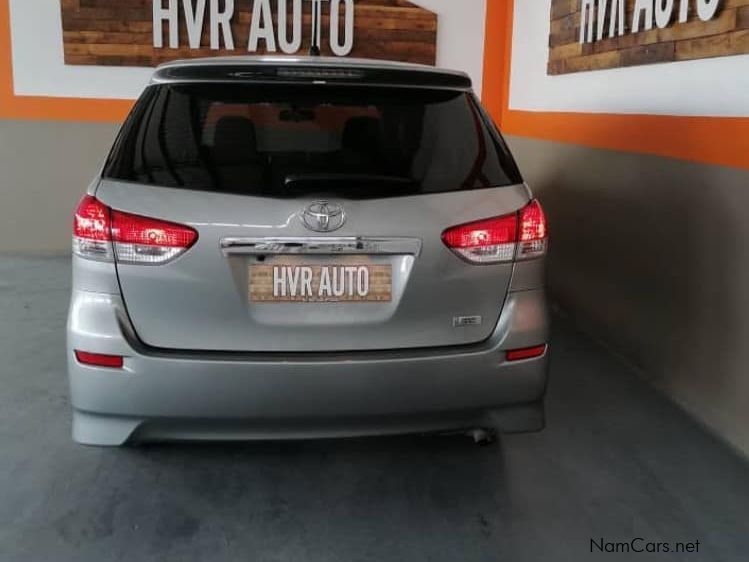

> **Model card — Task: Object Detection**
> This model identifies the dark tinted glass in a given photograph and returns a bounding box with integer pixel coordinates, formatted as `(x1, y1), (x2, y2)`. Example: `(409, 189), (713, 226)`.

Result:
(104, 84), (522, 199)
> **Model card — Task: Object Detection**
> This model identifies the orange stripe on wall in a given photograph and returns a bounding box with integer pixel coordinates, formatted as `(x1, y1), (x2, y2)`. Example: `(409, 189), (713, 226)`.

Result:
(483, 0), (749, 171)
(481, 0), (507, 126)
(502, 110), (749, 169)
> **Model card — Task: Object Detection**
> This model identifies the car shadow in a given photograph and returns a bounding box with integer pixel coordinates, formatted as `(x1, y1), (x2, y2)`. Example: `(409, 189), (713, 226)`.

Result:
(88, 434), (515, 560)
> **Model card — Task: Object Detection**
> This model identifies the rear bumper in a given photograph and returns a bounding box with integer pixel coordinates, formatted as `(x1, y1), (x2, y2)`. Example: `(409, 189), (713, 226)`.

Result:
(67, 289), (550, 445)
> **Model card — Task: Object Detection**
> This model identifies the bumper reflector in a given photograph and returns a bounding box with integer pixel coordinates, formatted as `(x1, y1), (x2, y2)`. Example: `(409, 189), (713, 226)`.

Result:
(75, 351), (124, 369)
(506, 345), (547, 362)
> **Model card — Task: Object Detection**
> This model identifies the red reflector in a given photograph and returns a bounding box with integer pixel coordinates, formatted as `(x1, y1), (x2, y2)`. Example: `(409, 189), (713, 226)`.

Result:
(75, 351), (124, 368)
(441, 214), (518, 249)
(74, 195), (111, 241)
(506, 345), (547, 362)
(111, 211), (198, 248)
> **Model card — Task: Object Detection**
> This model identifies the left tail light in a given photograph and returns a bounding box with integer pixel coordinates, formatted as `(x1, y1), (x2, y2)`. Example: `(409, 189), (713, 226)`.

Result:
(441, 199), (548, 264)
(73, 195), (198, 265)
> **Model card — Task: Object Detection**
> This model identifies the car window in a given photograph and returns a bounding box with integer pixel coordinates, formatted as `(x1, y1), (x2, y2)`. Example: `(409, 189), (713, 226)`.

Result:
(103, 83), (523, 199)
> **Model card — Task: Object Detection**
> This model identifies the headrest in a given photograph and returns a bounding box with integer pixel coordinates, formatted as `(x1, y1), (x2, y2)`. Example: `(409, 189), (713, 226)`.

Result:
(212, 116), (258, 163)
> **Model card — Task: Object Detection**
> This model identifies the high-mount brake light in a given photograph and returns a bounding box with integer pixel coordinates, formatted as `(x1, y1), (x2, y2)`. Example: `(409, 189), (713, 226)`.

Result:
(72, 195), (198, 265)
(441, 200), (548, 264)
(276, 68), (364, 80)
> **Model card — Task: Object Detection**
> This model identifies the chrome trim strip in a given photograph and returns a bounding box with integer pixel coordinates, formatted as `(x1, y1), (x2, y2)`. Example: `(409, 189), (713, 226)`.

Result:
(220, 237), (422, 257)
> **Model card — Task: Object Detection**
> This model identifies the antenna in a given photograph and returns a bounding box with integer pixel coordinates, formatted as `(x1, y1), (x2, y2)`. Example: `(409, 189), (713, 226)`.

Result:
(309, 0), (321, 56)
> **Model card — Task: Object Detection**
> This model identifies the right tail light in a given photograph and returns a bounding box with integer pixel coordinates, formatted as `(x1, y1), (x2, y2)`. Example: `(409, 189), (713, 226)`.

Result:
(73, 195), (198, 265)
(442, 199), (548, 264)
(516, 199), (548, 260)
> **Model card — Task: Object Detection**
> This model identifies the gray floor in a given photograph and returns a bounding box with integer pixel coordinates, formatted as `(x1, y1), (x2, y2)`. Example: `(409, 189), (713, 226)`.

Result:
(1, 257), (748, 562)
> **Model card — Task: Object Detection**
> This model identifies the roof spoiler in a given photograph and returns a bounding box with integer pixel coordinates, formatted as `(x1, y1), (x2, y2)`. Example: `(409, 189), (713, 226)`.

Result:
(151, 63), (472, 90)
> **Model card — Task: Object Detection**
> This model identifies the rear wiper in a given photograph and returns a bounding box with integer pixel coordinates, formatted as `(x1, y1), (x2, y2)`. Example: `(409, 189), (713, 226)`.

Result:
(283, 173), (416, 189)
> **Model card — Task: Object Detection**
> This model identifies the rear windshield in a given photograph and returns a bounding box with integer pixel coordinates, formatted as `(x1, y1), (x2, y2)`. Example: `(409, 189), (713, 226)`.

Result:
(103, 84), (522, 199)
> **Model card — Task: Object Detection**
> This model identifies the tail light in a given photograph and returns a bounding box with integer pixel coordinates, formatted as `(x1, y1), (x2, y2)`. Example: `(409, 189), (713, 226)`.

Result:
(110, 209), (198, 264)
(441, 199), (548, 264)
(73, 195), (115, 261)
(73, 195), (198, 265)
(516, 200), (548, 260)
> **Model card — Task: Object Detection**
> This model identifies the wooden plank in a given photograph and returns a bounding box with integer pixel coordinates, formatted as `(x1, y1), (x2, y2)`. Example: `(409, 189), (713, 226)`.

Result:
(657, 8), (737, 41)
(547, 58), (566, 75)
(675, 33), (729, 60)
(64, 43), (155, 57)
(619, 42), (675, 67)
(564, 50), (621, 73)
(592, 29), (660, 54)
(550, 0), (578, 20)
(675, 29), (749, 60)
(738, 6), (749, 28)
(64, 31), (151, 44)
(731, 28), (749, 49)
(549, 41), (583, 61)
(549, 25), (579, 48)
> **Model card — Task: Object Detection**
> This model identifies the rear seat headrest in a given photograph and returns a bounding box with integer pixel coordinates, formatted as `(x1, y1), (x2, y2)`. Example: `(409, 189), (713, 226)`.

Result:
(212, 116), (258, 162)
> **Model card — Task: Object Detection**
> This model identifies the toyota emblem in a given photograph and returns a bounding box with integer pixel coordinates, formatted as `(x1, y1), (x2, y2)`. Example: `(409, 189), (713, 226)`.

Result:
(301, 201), (346, 233)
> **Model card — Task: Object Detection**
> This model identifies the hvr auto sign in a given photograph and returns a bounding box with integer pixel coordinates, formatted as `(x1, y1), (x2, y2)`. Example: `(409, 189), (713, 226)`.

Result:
(153, 0), (355, 56)
(580, 0), (722, 43)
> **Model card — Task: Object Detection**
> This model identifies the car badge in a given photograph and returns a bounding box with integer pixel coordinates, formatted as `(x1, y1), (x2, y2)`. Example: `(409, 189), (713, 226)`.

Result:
(301, 201), (346, 233)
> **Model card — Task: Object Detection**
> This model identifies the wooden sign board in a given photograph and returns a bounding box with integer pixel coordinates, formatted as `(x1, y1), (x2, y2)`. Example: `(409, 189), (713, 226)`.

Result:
(548, 0), (749, 75)
(61, 0), (438, 67)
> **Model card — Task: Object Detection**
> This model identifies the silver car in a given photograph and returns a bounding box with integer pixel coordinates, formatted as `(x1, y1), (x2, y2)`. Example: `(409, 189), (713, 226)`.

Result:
(67, 57), (550, 446)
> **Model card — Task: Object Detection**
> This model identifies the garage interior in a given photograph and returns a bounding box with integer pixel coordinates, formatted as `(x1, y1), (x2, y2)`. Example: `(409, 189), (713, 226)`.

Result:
(2, 0), (749, 561)
(3, 257), (749, 560)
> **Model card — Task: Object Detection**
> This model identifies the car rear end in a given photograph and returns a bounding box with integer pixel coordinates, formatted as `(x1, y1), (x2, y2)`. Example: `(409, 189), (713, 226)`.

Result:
(67, 57), (550, 446)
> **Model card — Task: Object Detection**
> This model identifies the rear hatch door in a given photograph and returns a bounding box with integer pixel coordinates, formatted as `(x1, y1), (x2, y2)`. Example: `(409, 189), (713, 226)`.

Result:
(98, 79), (527, 352)
(98, 182), (528, 352)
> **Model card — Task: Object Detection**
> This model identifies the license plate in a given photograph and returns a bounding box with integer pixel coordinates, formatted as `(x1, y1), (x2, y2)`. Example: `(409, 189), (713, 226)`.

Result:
(249, 263), (392, 303)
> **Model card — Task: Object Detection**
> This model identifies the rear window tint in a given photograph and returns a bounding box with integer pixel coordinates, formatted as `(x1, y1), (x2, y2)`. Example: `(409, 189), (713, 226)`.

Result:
(103, 84), (522, 199)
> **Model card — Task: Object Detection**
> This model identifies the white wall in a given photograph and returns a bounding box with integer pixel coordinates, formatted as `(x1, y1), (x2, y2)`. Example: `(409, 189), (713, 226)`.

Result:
(9, 0), (486, 100)
(510, 0), (749, 117)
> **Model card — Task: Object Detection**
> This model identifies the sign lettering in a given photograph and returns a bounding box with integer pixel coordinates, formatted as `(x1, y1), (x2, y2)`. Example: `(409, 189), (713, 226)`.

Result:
(580, 0), (723, 43)
(61, 0), (437, 68)
(153, 0), (355, 55)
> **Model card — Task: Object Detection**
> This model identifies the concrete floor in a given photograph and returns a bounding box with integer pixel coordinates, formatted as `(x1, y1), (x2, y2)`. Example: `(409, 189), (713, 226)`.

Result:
(1, 257), (748, 562)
